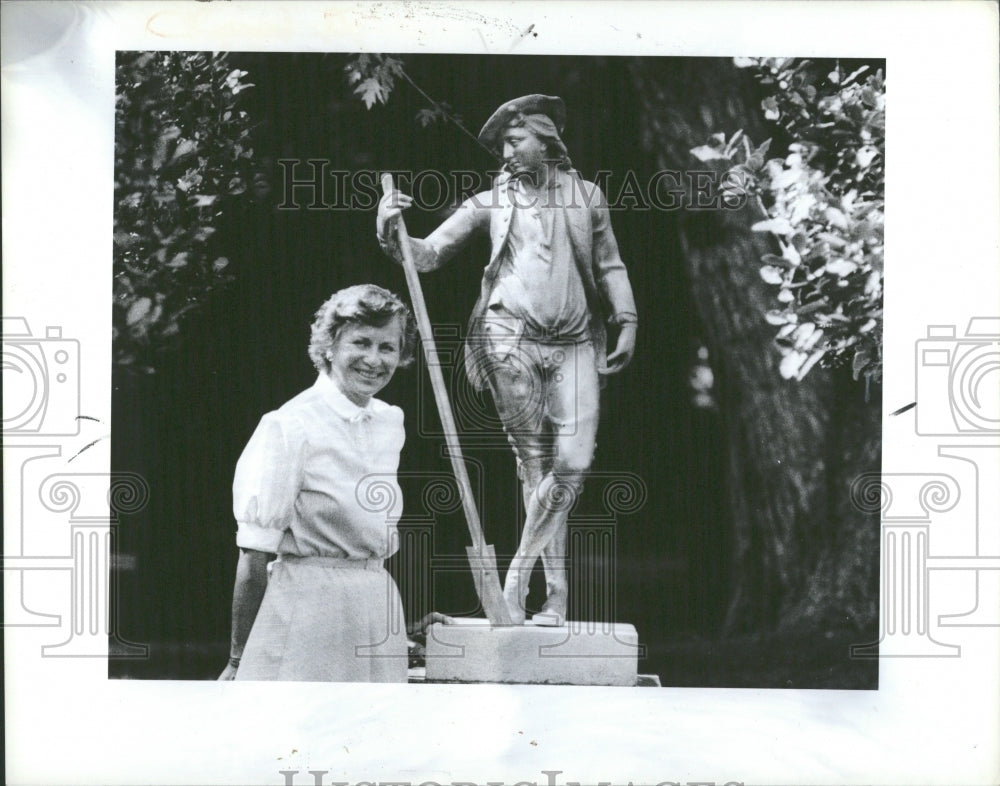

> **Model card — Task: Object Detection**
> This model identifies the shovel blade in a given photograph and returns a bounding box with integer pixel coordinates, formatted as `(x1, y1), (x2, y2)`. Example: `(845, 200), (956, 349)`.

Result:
(465, 544), (514, 626)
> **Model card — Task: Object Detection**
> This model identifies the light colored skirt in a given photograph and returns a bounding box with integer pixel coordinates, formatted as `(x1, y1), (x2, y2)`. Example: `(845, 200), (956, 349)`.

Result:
(235, 555), (408, 682)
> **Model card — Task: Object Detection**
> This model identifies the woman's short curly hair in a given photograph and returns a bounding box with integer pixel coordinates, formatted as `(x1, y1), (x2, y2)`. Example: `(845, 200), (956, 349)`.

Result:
(308, 284), (417, 374)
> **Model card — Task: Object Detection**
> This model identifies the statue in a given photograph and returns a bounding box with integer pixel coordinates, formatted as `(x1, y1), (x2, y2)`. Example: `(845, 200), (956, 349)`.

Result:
(378, 94), (637, 625)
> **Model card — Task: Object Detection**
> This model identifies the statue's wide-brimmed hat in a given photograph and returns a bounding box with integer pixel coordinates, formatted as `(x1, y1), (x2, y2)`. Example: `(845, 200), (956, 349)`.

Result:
(478, 94), (566, 150)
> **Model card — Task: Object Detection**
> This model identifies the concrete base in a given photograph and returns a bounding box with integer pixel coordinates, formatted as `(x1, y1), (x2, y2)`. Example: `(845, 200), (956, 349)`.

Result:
(423, 618), (640, 686)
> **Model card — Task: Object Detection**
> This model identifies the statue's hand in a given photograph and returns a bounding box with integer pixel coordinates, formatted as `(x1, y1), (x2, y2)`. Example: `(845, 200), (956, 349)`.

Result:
(603, 323), (636, 374)
(377, 188), (413, 241)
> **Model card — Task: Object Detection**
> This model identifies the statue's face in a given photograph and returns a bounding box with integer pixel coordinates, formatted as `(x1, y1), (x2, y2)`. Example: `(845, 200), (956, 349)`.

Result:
(501, 125), (548, 177)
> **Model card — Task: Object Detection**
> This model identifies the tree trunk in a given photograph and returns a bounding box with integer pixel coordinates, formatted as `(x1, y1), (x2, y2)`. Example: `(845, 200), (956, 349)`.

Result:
(629, 58), (879, 635)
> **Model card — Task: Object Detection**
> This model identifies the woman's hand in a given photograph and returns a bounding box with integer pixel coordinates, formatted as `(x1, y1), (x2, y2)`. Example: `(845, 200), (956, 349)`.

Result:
(406, 611), (455, 638)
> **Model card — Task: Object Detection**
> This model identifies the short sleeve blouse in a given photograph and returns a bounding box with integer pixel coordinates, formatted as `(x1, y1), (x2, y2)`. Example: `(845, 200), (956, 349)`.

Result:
(232, 373), (405, 559)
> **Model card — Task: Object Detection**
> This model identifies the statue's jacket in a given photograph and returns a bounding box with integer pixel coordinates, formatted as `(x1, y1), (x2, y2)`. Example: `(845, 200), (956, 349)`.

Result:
(385, 167), (637, 390)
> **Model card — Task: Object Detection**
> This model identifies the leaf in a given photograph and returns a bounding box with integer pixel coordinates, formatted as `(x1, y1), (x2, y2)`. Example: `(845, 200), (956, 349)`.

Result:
(842, 65), (870, 86)
(212, 257), (230, 272)
(415, 108), (438, 128)
(792, 322), (815, 345)
(170, 138), (199, 164)
(825, 259), (858, 277)
(781, 243), (802, 266)
(724, 128), (745, 156)
(752, 217), (794, 235)
(760, 265), (784, 285)
(802, 327), (824, 351)
(690, 144), (729, 162)
(166, 252), (189, 269)
(855, 146), (878, 168)
(852, 348), (871, 380)
(380, 56), (406, 78)
(192, 226), (216, 243)
(354, 77), (386, 109)
(824, 207), (849, 230)
(796, 299), (829, 316)
(744, 137), (772, 171)
(761, 96), (780, 121)
(192, 194), (217, 207)
(779, 350), (805, 379)
(126, 297), (152, 326)
(796, 348), (825, 380)
(817, 232), (847, 249)
(152, 133), (173, 170)
(765, 310), (791, 326)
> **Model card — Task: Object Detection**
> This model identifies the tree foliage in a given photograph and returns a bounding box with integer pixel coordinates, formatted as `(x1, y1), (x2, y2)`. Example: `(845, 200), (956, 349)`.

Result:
(114, 51), (259, 372)
(344, 53), (468, 136)
(692, 58), (885, 384)
(343, 53), (406, 109)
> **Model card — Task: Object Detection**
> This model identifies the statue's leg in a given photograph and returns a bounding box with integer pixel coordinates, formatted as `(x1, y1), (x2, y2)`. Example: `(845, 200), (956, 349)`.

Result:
(501, 341), (600, 624)
(537, 340), (600, 623)
(485, 340), (547, 623)
(539, 527), (568, 621)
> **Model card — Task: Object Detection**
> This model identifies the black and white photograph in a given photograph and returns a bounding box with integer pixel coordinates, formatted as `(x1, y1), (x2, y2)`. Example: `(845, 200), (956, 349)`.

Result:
(3, 3), (999, 785)
(109, 50), (885, 690)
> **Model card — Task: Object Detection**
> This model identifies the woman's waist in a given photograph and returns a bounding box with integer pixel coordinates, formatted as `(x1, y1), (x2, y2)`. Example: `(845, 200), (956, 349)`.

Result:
(273, 553), (386, 571)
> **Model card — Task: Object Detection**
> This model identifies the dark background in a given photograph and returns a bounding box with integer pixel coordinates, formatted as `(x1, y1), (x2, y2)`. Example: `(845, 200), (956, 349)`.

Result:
(111, 53), (878, 687)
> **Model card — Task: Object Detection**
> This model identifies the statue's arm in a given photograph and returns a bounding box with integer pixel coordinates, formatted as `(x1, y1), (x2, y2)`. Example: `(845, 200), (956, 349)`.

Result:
(589, 186), (638, 322)
(379, 195), (489, 272)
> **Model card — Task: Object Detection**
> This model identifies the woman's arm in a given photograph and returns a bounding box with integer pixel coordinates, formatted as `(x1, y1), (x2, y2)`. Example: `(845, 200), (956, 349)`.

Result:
(218, 547), (273, 680)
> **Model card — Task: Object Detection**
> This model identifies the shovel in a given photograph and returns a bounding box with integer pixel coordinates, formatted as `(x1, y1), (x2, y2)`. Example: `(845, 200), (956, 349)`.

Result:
(381, 173), (513, 626)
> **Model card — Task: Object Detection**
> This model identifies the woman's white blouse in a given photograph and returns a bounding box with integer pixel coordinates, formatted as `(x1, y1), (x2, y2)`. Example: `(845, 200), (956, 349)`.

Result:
(233, 373), (405, 559)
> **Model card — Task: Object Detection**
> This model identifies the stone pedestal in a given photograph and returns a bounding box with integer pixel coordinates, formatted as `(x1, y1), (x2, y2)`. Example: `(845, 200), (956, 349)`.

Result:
(424, 618), (640, 686)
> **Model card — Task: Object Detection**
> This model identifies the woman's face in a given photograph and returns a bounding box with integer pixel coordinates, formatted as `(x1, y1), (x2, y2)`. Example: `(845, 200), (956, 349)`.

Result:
(326, 317), (404, 406)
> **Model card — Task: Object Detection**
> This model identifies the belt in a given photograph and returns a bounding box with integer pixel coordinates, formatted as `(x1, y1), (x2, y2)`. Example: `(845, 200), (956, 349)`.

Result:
(275, 554), (384, 571)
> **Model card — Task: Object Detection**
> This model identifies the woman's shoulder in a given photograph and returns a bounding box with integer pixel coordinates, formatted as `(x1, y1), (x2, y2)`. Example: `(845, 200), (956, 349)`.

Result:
(370, 397), (404, 425)
(260, 388), (317, 435)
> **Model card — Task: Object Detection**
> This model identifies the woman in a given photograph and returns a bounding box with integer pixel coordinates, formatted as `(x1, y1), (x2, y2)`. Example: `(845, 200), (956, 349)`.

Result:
(218, 284), (441, 682)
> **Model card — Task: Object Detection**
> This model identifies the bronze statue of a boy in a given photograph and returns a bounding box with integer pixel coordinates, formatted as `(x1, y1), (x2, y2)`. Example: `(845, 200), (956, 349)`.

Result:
(378, 94), (637, 624)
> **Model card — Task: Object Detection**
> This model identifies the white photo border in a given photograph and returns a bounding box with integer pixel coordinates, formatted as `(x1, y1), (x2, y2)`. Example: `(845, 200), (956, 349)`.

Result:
(3, 2), (999, 785)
